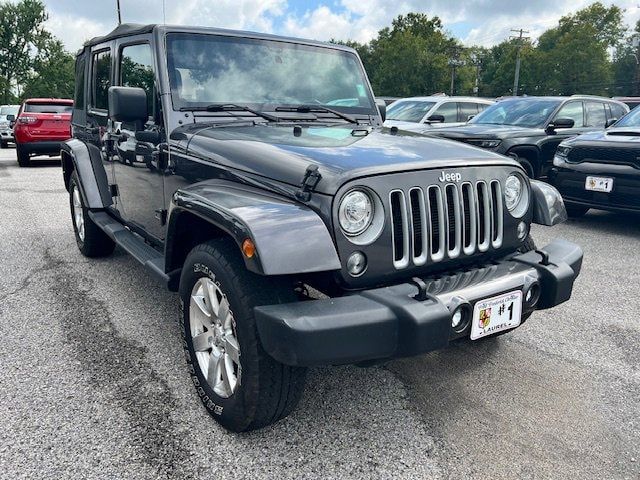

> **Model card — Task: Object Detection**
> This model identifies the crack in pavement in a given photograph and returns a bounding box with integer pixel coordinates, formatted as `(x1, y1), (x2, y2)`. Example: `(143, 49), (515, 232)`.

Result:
(43, 249), (195, 479)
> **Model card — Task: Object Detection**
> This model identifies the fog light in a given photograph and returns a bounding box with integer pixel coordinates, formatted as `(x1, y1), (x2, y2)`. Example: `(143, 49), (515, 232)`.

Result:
(346, 251), (367, 277)
(452, 309), (463, 328)
(517, 221), (528, 240)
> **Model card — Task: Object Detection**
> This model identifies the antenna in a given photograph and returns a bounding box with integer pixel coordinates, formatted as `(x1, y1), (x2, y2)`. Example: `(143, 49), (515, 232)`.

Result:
(116, 0), (122, 25)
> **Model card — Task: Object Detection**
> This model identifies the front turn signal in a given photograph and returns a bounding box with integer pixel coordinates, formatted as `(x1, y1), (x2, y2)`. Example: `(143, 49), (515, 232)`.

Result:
(242, 238), (256, 258)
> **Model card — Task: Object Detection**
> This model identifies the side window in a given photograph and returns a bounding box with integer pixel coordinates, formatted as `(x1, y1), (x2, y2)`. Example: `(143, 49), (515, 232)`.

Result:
(554, 101), (584, 127)
(610, 103), (627, 121)
(74, 56), (86, 109)
(432, 102), (457, 123)
(458, 102), (478, 122)
(120, 43), (155, 116)
(585, 102), (607, 127)
(92, 50), (111, 110)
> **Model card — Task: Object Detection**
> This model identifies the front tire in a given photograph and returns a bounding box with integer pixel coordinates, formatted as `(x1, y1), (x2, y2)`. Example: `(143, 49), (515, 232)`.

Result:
(179, 238), (307, 432)
(16, 144), (30, 167)
(69, 172), (115, 257)
(0, 141), (7, 149)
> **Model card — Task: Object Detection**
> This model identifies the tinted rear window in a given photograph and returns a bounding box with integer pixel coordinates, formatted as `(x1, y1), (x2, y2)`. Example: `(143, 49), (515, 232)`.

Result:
(24, 103), (73, 114)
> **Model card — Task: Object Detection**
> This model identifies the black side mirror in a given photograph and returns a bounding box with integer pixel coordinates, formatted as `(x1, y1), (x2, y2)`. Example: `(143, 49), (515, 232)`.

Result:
(6, 114), (15, 122)
(467, 114), (475, 121)
(605, 118), (617, 128)
(427, 114), (445, 123)
(375, 99), (386, 122)
(108, 86), (148, 125)
(547, 118), (575, 131)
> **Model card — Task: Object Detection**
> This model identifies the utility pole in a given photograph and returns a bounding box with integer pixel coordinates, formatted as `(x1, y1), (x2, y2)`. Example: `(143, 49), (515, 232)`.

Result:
(470, 53), (482, 96)
(116, 0), (122, 25)
(633, 35), (640, 96)
(510, 29), (530, 96)
(448, 46), (465, 96)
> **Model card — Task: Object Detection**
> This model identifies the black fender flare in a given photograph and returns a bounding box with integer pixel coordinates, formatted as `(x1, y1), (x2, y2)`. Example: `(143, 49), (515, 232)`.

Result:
(506, 145), (541, 176)
(61, 139), (112, 209)
(167, 180), (341, 276)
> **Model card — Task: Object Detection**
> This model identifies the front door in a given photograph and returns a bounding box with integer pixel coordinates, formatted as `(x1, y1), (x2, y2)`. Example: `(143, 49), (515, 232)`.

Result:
(110, 40), (166, 241)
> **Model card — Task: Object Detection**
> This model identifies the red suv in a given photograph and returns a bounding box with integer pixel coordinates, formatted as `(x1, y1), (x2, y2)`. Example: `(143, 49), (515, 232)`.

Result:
(14, 98), (73, 167)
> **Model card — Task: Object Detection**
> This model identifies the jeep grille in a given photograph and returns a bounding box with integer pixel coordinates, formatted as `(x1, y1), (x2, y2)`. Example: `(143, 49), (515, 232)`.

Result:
(389, 181), (503, 269)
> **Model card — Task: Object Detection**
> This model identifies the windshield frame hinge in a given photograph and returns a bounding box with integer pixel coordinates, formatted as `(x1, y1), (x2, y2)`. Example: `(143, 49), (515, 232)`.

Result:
(295, 164), (322, 202)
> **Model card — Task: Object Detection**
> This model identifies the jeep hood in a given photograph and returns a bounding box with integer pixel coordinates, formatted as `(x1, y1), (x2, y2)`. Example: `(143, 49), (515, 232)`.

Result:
(566, 128), (640, 144)
(427, 123), (542, 140)
(177, 123), (517, 195)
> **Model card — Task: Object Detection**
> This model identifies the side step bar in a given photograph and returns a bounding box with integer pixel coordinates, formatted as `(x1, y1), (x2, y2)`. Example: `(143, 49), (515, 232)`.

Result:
(88, 211), (171, 286)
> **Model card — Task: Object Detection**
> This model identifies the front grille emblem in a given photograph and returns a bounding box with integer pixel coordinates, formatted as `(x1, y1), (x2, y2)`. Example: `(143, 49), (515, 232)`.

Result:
(438, 171), (462, 182)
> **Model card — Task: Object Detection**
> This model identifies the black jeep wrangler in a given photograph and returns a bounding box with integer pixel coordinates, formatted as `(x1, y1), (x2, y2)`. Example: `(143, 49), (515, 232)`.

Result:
(62, 23), (583, 432)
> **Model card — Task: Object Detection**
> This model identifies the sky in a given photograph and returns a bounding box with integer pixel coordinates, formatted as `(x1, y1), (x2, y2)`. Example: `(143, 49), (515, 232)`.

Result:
(43, 0), (640, 52)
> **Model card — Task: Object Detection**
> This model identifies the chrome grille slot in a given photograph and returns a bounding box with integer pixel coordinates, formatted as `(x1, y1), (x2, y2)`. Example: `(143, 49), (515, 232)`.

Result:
(389, 179), (504, 270)
(490, 180), (504, 248)
(427, 186), (445, 261)
(390, 190), (410, 269)
(409, 188), (427, 265)
(444, 184), (462, 258)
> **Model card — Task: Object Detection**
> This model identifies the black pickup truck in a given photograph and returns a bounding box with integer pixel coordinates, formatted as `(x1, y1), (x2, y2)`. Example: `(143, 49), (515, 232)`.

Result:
(62, 23), (583, 432)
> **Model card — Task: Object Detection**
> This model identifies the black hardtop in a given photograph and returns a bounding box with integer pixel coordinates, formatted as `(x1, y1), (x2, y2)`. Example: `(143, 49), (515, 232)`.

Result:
(82, 23), (354, 53)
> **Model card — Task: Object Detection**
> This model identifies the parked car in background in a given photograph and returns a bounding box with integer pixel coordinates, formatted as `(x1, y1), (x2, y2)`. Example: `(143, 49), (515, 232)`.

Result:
(14, 98), (73, 167)
(550, 105), (640, 216)
(0, 104), (19, 148)
(426, 96), (629, 178)
(612, 97), (640, 110)
(384, 95), (494, 133)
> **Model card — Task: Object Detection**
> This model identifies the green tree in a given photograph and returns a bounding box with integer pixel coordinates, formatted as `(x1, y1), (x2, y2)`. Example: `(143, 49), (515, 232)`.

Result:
(22, 39), (75, 99)
(0, 0), (51, 103)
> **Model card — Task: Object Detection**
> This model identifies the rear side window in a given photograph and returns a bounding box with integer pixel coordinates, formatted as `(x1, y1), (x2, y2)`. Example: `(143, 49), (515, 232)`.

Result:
(432, 102), (457, 122)
(120, 43), (155, 115)
(74, 55), (86, 109)
(92, 50), (111, 110)
(458, 102), (478, 122)
(24, 103), (73, 113)
(610, 103), (627, 121)
(555, 101), (584, 127)
(585, 101), (606, 127)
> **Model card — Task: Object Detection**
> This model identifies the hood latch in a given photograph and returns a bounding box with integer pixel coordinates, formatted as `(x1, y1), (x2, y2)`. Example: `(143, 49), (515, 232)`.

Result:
(295, 164), (322, 202)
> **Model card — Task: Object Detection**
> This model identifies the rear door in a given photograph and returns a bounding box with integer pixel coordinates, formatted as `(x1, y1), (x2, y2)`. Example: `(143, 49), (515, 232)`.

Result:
(584, 101), (608, 129)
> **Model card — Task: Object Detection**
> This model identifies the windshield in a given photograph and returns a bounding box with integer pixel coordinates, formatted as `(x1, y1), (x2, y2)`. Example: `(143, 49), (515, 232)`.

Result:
(612, 106), (640, 128)
(166, 33), (376, 114)
(470, 98), (561, 128)
(386, 101), (437, 122)
(0, 106), (18, 116)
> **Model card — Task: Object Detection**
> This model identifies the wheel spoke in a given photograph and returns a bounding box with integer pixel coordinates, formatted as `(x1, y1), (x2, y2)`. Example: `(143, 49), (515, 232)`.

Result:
(221, 354), (234, 393)
(224, 335), (240, 364)
(205, 280), (220, 318)
(218, 297), (230, 326)
(192, 331), (211, 352)
(207, 352), (221, 383)
(192, 293), (212, 322)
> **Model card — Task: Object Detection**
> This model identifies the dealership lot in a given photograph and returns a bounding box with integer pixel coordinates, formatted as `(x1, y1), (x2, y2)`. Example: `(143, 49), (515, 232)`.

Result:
(0, 148), (638, 479)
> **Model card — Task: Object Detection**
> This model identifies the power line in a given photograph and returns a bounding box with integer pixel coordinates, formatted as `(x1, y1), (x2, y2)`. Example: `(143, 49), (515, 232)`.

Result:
(510, 28), (530, 96)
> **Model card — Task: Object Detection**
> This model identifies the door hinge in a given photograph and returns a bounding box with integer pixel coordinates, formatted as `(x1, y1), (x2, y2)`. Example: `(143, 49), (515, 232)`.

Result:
(155, 208), (168, 226)
(109, 184), (119, 197)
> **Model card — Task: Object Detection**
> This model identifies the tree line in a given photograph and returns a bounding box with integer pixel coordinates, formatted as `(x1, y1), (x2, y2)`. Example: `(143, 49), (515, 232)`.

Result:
(0, 0), (638, 104)
(342, 3), (639, 98)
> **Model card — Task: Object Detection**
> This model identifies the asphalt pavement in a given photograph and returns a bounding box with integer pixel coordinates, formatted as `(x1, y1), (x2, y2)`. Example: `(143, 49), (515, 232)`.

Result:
(0, 147), (638, 479)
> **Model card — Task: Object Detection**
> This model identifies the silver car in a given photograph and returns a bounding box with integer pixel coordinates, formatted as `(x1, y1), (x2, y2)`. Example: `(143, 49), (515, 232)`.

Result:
(0, 105), (19, 147)
(384, 95), (494, 133)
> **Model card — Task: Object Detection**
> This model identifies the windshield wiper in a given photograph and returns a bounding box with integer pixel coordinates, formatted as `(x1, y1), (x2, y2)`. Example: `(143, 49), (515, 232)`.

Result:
(180, 103), (280, 123)
(275, 105), (358, 124)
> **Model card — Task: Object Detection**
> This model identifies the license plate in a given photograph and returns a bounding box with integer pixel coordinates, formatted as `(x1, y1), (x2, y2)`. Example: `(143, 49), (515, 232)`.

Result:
(470, 291), (522, 340)
(585, 176), (613, 193)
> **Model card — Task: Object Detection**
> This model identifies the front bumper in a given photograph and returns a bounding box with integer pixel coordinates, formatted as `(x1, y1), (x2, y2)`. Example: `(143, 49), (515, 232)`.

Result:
(255, 239), (583, 366)
(550, 156), (640, 212)
(0, 129), (14, 141)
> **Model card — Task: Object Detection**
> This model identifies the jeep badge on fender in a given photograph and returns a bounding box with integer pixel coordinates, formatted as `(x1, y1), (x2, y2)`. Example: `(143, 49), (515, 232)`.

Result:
(61, 23), (583, 432)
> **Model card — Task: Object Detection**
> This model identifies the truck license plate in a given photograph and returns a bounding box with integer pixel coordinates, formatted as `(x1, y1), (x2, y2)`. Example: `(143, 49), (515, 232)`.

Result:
(470, 291), (522, 340)
(585, 176), (613, 193)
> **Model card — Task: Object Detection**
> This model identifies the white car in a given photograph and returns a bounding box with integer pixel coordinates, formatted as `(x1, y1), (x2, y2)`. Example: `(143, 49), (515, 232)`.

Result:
(0, 104), (19, 148)
(384, 96), (494, 133)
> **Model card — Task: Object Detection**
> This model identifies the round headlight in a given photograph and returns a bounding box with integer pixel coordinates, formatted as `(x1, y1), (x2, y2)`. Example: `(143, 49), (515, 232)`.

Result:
(339, 190), (373, 236)
(505, 175), (523, 211)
